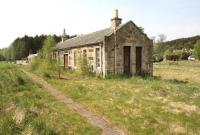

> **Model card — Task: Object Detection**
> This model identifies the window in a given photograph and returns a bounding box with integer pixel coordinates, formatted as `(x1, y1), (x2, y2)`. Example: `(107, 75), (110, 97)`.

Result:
(74, 50), (78, 66)
(59, 51), (64, 66)
(83, 49), (87, 59)
(83, 49), (87, 61)
(95, 48), (100, 68)
(68, 50), (72, 66)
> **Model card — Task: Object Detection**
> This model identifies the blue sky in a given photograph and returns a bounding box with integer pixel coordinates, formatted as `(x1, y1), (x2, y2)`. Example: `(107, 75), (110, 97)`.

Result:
(0, 0), (200, 48)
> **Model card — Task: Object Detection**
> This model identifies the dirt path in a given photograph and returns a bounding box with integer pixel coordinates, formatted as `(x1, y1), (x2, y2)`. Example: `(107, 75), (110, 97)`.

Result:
(22, 70), (125, 135)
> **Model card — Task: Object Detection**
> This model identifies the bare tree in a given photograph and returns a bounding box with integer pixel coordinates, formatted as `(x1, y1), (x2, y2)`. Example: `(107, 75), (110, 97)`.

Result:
(157, 34), (167, 43)
(150, 36), (156, 43)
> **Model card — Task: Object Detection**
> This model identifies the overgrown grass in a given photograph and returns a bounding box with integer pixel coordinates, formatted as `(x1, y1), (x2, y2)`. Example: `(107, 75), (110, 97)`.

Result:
(0, 63), (101, 135)
(154, 61), (200, 85)
(27, 60), (200, 135)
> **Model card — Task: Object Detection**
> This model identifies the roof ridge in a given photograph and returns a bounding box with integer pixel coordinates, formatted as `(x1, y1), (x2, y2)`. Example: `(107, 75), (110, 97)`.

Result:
(63, 27), (112, 42)
(56, 21), (135, 50)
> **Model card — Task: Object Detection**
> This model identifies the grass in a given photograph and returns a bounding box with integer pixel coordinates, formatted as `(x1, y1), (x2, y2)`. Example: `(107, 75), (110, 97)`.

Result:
(154, 60), (200, 85)
(0, 63), (101, 135)
(27, 60), (200, 135)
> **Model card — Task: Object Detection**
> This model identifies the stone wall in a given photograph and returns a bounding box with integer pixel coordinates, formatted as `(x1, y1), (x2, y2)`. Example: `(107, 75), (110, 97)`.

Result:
(55, 21), (153, 77)
(57, 44), (101, 73)
(105, 21), (153, 75)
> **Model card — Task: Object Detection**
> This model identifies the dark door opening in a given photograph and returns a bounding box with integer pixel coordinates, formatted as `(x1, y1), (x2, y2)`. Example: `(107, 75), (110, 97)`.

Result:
(124, 46), (131, 75)
(64, 54), (68, 68)
(136, 47), (142, 75)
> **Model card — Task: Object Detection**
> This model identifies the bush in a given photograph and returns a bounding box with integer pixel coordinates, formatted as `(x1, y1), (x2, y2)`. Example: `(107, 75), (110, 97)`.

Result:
(164, 49), (191, 61)
(153, 54), (163, 62)
(166, 53), (180, 61)
(180, 51), (191, 60)
(194, 40), (200, 60)
(77, 53), (93, 76)
(164, 50), (180, 61)
(29, 57), (39, 71)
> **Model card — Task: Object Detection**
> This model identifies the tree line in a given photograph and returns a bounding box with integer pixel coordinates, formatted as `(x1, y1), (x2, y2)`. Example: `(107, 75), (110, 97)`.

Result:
(0, 35), (62, 61)
(153, 35), (200, 62)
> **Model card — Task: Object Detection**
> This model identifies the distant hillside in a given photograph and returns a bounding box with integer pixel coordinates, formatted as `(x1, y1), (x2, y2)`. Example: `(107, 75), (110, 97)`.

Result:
(160, 35), (200, 51)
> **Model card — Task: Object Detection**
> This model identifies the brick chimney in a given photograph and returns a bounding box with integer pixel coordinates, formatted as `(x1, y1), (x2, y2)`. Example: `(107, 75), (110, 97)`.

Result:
(111, 9), (122, 29)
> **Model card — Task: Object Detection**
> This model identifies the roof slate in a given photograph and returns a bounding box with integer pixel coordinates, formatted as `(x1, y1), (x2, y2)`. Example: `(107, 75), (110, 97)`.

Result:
(55, 20), (148, 50)
(56, 27), (113, 50)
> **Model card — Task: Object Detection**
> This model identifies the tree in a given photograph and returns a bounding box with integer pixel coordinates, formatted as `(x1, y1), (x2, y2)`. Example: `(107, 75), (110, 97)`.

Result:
(194, 40), (200, 60)
(1, 34), (63, 61)
(157, 34), (167, 43)
(40, 36), (56, 61)
(155, 34), (167, 55)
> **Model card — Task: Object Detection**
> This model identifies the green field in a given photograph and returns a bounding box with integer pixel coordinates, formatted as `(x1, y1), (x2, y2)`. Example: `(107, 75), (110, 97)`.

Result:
(1, 61), (200, 135)
(0, 63), (101, 135)
(27, 61), (200, 135)
(154, 61), (200, 85)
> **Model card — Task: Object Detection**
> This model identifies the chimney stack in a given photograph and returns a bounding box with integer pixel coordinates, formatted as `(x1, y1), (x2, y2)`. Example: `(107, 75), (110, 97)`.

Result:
(62, 28), (67, 42)
(111, 9), (122, 29)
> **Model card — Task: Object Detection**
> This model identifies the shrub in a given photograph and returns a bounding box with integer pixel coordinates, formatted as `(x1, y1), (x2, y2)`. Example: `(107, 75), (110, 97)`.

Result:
(164, 49), (191, 61)
(164, 49), (179, 61)
(194, 40), (200, 60)
(40, 36), (56, 61)
(29, 57), (39, 71)
(180, 51), (191, 60)
(165, 52), (180, 61)
(164, 49), (171, 60)
(77, 53), (92, 75)
(153, 54), (163, 62)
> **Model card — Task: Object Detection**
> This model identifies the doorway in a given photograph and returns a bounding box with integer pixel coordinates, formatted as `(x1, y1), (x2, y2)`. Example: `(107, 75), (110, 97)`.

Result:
(64, 54), (68, 68)
(136, 47), (142, 75)
(124, 46), (131, 74)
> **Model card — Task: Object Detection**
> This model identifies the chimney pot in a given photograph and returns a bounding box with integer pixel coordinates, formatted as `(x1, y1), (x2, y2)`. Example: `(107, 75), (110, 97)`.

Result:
(62, 28), (67, 42)
(115, 9), (118, 18)
(111, 9), (122, 29)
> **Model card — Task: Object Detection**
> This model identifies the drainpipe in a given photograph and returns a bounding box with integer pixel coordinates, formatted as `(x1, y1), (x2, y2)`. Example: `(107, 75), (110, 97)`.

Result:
(114, 30), (117, 74)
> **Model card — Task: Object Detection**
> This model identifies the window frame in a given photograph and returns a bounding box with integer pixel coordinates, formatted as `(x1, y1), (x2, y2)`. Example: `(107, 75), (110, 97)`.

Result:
(74, 50), (78, 67)
(68, 50), (72, 66)
(95, 48), (100, 68)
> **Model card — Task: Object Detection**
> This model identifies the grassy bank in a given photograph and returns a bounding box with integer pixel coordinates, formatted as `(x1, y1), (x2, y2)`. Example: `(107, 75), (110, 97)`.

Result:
(0, 63), (101, 135)
(27, 61), (200, 135)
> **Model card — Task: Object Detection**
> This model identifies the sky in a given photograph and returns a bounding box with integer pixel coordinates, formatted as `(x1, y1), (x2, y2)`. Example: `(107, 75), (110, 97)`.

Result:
(0, 0), (200, 48)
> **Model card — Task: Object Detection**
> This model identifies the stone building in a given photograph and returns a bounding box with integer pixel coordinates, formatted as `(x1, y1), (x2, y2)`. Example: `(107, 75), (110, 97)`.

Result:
(54, 10), (153, 77)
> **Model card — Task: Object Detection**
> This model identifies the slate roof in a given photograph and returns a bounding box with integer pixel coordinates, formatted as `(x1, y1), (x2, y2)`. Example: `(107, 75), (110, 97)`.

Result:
(56, 27), (113, 50)
(55, 20), (149, 50)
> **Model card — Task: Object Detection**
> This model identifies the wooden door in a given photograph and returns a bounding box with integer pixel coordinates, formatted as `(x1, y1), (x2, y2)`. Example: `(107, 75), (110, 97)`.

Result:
(136, 47), (142, 75)
(64, 54), (68, 68)
(124, 46), (131, 74)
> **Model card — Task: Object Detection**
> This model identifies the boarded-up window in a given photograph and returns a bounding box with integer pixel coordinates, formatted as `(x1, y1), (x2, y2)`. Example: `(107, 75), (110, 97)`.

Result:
(95, 48), (100, 68)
